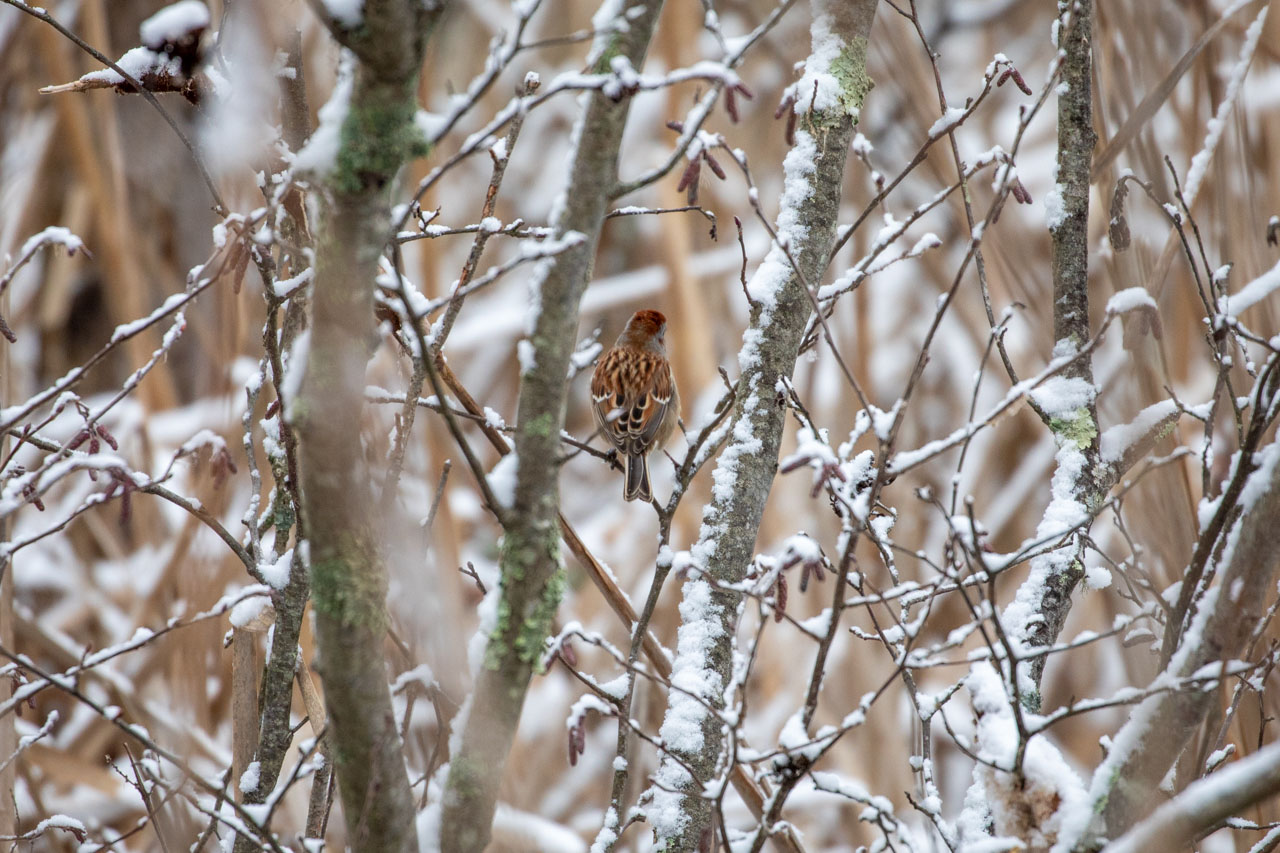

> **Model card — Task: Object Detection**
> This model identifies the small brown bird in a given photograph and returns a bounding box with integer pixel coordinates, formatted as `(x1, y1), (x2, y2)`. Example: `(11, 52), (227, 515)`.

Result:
(590, 309), (681, 502)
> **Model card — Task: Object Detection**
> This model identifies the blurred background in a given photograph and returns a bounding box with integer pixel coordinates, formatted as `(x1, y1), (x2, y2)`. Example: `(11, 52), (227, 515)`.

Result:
(2, 0), (1279, 848)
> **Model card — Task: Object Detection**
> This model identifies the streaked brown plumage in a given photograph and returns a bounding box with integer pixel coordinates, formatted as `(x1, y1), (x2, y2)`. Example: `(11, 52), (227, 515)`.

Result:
(590, 309), (680, 501)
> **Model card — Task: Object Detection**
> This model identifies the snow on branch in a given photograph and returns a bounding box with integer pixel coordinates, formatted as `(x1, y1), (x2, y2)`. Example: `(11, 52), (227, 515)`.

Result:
(0, 226), (87, 343)
(957, 662), (1086, 852)
(1220, 257), (1280, 320)
(1104, 739), (1280, 853)
(646, 3), (877, 850)
(1182, 6), (1269, 206)
(1070, 432), (1280, 846)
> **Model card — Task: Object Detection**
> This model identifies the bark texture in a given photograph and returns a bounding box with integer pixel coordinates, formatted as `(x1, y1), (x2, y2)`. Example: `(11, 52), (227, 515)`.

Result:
(1081, 444), (1280, 846)
(1015, 0), (1101, 705)
(1050, 0), (1098, 372)
(649, 2), (877, 848)
(437, 2), (665, 850)
(1104, 739), (1280, 853)
(294, 3), (445, 850)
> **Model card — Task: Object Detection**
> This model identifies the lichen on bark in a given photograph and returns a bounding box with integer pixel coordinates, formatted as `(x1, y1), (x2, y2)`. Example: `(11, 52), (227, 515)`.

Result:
(291, 3), (448, 851)
(830, 37), (873, 116)
(437, 1), (667, 849)
(648, 2), (880, 849)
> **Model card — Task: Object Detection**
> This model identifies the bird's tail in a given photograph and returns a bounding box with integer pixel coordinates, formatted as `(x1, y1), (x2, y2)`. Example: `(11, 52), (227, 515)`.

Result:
(624, 453), (651, 502)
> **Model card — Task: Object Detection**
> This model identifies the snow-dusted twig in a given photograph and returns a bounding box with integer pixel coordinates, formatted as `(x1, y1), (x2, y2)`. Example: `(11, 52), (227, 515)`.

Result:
(908, 2), (1050, 399)
(647, 3), (877, 849)
(387, 244), (507, 523)
(0, 643), (286, 851)
(0, 586), (270, 719)
(0, 709), (57, 777)
(0, 279), (210, 435)
(438, 2), (668, 849)
(0, 226), (88, 342)
(382, 81), (534, 511)
(1104, 739), (1280, 853)
(0, 0), (225, 213)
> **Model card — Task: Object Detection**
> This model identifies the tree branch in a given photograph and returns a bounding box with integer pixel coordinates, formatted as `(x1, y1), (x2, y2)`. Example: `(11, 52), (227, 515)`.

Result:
(999, 0), (1100, 710)
(438, 1), (666, 850)
(648, 2), (878, 848)
(1104, 739), (1280, 853)
(1075, 423), (1280, 847)
(292, 2), (447, 851)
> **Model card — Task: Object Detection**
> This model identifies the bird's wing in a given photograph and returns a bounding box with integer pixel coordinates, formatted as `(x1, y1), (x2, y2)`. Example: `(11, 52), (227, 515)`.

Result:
(633, 361), (674, 450)
(590, 350), (672, 456)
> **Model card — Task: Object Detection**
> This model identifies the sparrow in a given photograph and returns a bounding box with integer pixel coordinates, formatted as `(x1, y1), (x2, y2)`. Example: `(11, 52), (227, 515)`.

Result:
(590, 309), (681, 502)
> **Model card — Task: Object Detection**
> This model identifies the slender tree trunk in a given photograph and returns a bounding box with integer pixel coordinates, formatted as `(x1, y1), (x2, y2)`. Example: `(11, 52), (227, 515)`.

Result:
(1050, 1), (1098, 372)
(1103, 739), (1280, 853)
(1080, 435), (1280, 847)
(438, 1), (666, 850)
(649, 2), (878, 848)
(1005, 0), (1100, 710)
(233, 553), (308, 853)
(294, 3), (446, 850)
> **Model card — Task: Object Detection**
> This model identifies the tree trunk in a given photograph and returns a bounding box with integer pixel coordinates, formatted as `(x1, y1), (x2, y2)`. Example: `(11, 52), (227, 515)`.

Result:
(648, 2), (878, 847)
(437, 2), (667, 849)
(294, 3), (446, 850)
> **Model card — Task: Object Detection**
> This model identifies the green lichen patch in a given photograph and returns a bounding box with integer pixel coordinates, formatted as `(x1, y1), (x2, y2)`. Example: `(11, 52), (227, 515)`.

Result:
(332, 84), (430, 196)
(485, 596), (513, 671)
(830, 36), (874, 119)
(1049, 407), (1098, 449)
(593, 36), (623, 74)
(309, 531), (389, 630)
(517, 566), (565, 670)
(524, 412), (556, 440)
(1094, 766), (1121, 815)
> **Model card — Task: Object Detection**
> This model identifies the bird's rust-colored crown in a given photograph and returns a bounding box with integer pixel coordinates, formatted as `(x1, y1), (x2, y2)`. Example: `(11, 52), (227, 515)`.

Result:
(628, 309), (666, 332)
